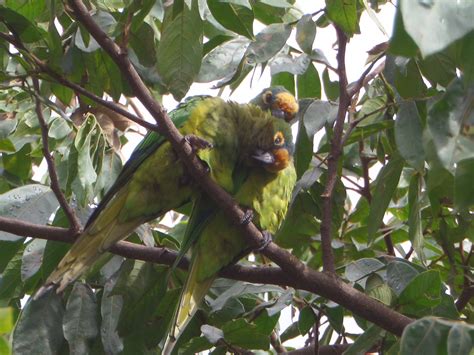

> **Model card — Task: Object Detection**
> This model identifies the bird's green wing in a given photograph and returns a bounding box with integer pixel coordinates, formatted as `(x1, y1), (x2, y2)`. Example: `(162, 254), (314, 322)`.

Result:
(86, 95), (210, 227)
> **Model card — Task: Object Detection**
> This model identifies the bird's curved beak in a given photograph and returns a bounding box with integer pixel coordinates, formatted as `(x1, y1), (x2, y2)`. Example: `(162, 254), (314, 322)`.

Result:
(252, 149), (275, 165)
(252, 148), (290, 172)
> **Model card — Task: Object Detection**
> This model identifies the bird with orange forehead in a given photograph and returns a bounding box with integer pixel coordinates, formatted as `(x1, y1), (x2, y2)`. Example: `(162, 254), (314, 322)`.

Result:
(36, 87), (298, 301)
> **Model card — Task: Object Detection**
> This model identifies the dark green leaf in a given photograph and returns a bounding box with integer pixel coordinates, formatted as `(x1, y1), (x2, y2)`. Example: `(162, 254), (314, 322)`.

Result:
(63, 283), (99, 355)
(21, 239), (47, 281)
(297, 63), (321, 99)
(447, 324), (473, 355)
(386, 260), (419, 296)
(12, 293), (65, 354)
(322, 68), (339, 101)
(298, 306), (315, 335)
(395, 102), (425, 171)
(344, 325), (383, 355)
(0, 184), (58, 242)
(454, 158), (474, 210)
(0, 245), (24, 301)
(222, 319), (268, 350)
(270, 71), (295, 95)
(207, 1), (254, 39)
(344, 258), (385, 283)
(157, 2), (203, 100)
(400, 317), (451, 355)
(399, 270), (441, 312)
(367, 156), (404, 242)
(101, 279), (124, 354)
(408, 174), (424, 261)
(388, 6), (418, 57)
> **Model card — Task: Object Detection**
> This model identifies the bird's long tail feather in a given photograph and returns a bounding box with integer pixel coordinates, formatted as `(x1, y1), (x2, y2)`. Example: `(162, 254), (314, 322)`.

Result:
(162, 253), (214, 355)
(35, 190), (138, 299)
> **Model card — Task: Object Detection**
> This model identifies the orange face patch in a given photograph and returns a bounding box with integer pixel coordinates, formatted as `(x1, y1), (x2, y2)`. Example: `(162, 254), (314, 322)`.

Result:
(275, 92), (299, 122)
(266, 148), (290, 172)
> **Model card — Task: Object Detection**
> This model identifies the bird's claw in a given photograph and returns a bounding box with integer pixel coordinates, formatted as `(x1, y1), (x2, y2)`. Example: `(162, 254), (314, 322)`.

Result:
(240, 209), (254, 225)
(184, 135), (213, 151)
(254, 231), (273, 252)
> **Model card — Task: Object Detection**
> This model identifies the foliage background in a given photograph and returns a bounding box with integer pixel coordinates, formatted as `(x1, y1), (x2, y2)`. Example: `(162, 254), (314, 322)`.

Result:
(0, 0), (473, 354)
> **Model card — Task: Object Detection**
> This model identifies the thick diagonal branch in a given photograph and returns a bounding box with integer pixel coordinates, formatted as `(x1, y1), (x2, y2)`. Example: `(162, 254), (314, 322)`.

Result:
(63, 0), (413, 336)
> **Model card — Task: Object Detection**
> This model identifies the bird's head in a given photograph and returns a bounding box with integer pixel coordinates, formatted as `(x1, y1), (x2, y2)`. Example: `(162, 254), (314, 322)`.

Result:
(252, 118), (294, 173)
(251, 86), (299, 123)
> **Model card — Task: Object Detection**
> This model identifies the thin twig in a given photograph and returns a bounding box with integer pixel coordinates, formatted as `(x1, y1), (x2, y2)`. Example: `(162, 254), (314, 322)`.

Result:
(319, 26), (351, 274)
(0, 31), (159, 133)
(32, 78), (82, 233)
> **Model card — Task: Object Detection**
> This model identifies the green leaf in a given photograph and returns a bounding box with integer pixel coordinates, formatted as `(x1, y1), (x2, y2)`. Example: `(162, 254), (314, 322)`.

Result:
(101, 279), (124, 354)
(400, 317), (451, 355)
(222, 319), (269, 350)
(21, 239), (47, 281)
(344, 258), (385, 283)
(344, 325), (383, 355)
(0, 7), (44, 43)
(408, 174), (424, 261)
(399, 270), (441, 313)
(454, 158), (474, 211)
(394, 59), (427, 99)
(207, 1), (254, 39)
(447, 324), (473, 355)
(63, 283), (99, 355)
(388, 6), (418, 57)
(0, 184), (59, 242)
(0, 245), (24, 301)
(197, 38), (249, 83)
(298, 306), (316, 335)
(395, 101), (425, 171)
(296, 14), (316, 53)
(386, 260), (419, 296)
(271, 53), (310, 76)
(297, 63), (321, 99)
(326, 0), (358, 36)
(0, 307), (14, 334)
(270, 71), (295, 95)
(367, 156), (404, 242)
(48, 117), (72, 140)
(12, 293), (65, 354)
(0, 119), (17, 140)
(427, 78), (474, 171)
(246, 23), (291, 64)
(157, 1), (203, 100)
(400, 0), (474, 57)
(322, 68), (339, 101)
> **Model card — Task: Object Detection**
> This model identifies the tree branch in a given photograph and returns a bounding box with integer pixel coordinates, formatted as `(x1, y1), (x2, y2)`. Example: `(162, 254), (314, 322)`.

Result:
(0, 31), (159, 133)
(319, 26), (351, 274)
(32, 78), (82, 233)
(19, 0), (414, 337)
(0, 214), (412, 336)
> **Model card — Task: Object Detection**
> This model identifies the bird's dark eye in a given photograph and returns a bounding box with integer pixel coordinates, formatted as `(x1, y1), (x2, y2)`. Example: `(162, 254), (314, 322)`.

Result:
(274, 131), (284, 146)
(263, 91), (273, 104)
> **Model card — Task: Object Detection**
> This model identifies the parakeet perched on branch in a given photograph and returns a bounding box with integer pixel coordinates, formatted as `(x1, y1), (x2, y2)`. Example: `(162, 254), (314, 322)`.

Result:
(163, 125), (296, 354)
(163, 89), (297, 354)
(36, 87), (298, 298)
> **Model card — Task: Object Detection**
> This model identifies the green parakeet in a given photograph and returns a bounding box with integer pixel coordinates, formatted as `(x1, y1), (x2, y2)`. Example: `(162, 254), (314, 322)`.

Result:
(36, 87), (298, 297)
(163, 105), (297, 354)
